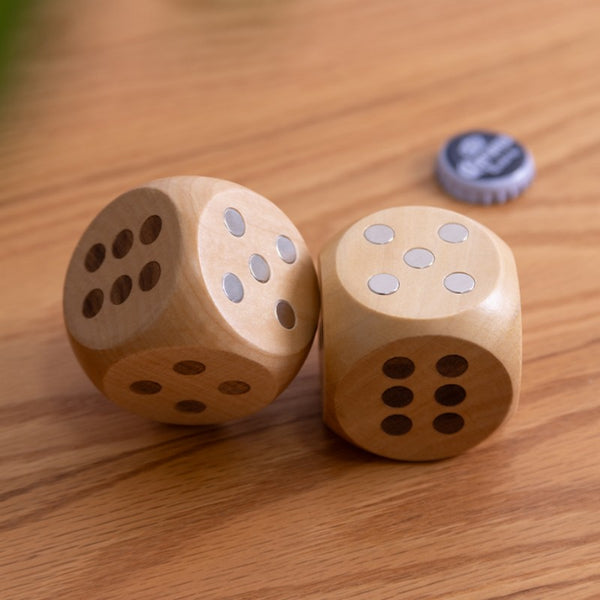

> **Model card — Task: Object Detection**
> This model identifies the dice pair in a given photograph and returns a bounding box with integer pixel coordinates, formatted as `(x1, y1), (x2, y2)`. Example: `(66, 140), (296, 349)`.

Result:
(64, 176), (521, 460)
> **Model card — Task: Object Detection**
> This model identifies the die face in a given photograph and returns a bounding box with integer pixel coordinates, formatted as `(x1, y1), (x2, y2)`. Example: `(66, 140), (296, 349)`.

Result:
(332, 335), (513, 461)
(103, 346), (277, 424)
(335, 206), (501, 320)
(63, 188), (181, 350)
(196, 184), (320, 357)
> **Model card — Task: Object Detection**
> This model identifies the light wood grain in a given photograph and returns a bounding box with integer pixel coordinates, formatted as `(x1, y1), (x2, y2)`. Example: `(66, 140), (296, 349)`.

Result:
(1, 1), (599, 598)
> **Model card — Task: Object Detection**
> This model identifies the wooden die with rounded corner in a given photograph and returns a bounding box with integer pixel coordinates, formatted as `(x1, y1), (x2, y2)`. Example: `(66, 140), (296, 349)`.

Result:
(63, 176), (320, 424)
(319, 205), (521, 461)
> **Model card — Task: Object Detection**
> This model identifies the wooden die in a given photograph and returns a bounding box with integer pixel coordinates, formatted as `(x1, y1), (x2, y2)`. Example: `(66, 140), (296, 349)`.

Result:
(319, 205), (521, 460)
(64, 176), (320, 424)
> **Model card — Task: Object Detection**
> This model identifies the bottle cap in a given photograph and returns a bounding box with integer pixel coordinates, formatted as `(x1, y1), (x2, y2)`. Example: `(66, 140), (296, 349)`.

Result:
(436, 130), (535, 204)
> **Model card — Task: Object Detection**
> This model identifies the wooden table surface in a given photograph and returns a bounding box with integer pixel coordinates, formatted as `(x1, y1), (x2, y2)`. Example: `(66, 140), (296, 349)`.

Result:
(1, 1), (599, 598)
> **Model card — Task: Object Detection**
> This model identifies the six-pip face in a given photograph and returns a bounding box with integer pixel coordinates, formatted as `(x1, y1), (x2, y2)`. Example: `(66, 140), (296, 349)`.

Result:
(334, 335), (514, 461)
(63, 187), (181, 351)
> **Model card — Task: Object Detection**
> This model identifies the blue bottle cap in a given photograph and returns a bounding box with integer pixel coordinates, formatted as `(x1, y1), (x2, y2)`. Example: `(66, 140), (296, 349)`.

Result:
(436, 130), (535, 205)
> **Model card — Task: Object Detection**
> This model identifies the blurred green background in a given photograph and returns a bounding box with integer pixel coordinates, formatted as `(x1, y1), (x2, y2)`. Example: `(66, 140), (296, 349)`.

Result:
(0, 0), (36, 102)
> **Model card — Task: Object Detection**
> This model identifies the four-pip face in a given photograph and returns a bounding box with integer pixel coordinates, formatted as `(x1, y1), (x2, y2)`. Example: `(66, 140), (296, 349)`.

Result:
(63, 177), (320, 425)
(320, 205), (522, 460)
